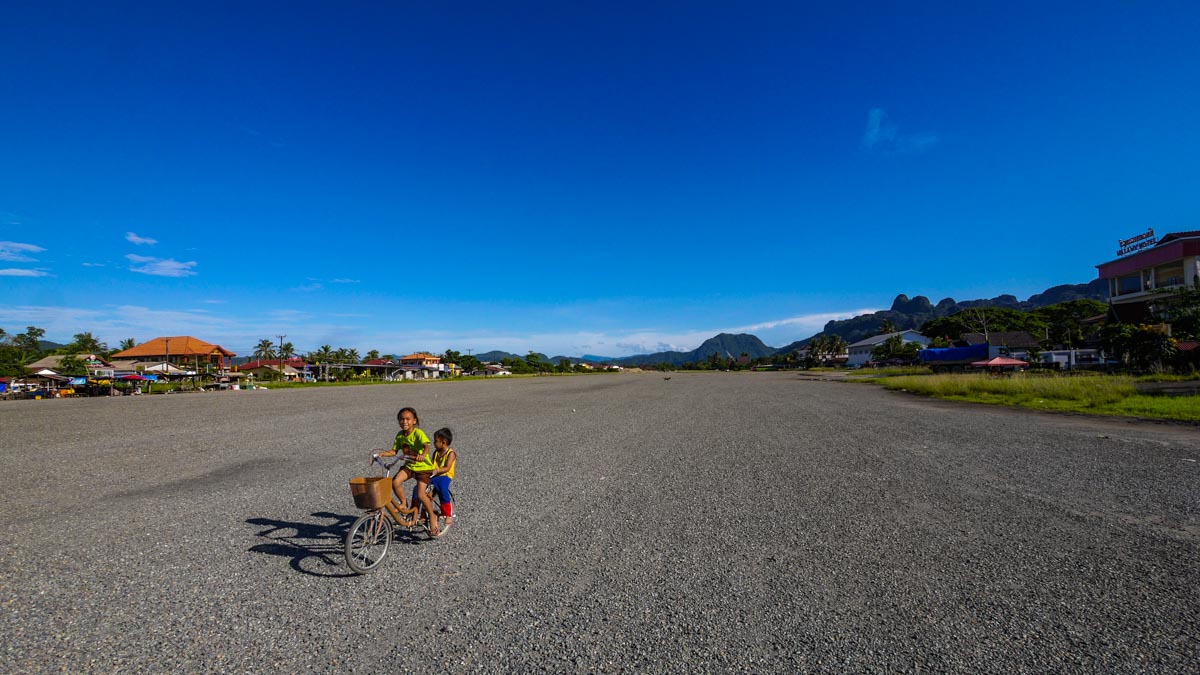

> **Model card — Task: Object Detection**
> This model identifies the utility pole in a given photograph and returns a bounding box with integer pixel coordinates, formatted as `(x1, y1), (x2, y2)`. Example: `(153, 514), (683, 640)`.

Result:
(277, 334), (286, 382)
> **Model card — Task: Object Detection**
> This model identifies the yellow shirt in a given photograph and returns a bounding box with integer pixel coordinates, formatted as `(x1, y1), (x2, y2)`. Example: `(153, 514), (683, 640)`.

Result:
(433, 446), (456, 480)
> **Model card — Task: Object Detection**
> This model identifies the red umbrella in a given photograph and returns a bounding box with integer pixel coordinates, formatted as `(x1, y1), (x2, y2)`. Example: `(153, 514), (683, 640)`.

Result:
(119, 374), (150, 381)
(971, 356), (1029, 367)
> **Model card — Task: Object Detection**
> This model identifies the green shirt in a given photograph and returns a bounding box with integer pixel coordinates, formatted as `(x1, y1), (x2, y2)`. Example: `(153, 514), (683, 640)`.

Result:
(392, 427), (433, 470)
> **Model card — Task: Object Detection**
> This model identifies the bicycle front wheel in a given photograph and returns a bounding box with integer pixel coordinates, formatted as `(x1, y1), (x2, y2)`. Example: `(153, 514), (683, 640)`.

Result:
(344, 511), (393, 574)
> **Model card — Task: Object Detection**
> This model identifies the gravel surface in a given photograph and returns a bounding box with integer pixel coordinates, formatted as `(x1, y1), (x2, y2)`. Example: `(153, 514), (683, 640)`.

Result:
(1, 373), (1197, 672)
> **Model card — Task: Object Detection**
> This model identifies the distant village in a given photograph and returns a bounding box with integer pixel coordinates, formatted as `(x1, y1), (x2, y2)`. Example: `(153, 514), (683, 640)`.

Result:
(2, 335), (626, 399)
(3, 230), (1199, 399)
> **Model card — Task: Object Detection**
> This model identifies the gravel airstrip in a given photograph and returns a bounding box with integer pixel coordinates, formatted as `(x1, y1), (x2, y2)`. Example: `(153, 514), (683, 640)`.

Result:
(1, 372), (1197, 672)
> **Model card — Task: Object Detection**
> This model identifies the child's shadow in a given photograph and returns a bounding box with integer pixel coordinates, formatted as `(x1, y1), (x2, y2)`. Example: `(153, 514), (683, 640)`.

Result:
(246, 511), (360, 577)
(246, 511), (428, 577)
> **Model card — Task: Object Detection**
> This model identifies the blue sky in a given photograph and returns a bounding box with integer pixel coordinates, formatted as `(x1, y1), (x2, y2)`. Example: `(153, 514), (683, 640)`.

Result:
(3, 2), (1199, 358)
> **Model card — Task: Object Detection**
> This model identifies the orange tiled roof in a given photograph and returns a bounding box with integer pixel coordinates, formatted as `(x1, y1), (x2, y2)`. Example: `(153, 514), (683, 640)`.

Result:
(399, 353), (439, 361)
(111, 336), (236, 358)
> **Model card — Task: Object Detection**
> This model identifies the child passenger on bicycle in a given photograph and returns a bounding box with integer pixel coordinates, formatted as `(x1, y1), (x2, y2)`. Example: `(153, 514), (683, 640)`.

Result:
(416, 427), (456, 535)
(372, 406), (440, 536)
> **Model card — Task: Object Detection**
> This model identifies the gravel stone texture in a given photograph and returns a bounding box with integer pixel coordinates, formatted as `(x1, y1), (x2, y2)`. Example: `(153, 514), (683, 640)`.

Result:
(1, 372), (1197, 672)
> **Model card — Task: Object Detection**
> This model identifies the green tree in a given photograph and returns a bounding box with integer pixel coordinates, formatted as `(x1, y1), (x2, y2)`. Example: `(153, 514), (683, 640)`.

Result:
(879, 319), (897, 334)
(503, 356), (532, 374)
(458, 354), (481, 373)
(871, 335), (921, 362)
(707, 351), (723, 370)
(921, 307), (1047, 342)
(56, 355), (88, 376)
(1100, 324), (1178, 372)
(64, 331), (106, 354)
(1154, 286), (1200, 340)
(118, 338), (137, 351)
(253, 339), (276, 361)
(346, 348), (361, 363)
(365, 349), (380, 361)
(1030, 299), (1107, 348)
(805, 335), (832, 367)
(524, 351), (545, 373)
(280, 342), (296, 362)
(826, 335), (848, 358)
(13, 326), (45, 354)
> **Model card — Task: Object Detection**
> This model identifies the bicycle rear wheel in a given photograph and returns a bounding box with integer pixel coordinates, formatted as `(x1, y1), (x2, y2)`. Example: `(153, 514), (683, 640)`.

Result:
(345, 511), (393, 574)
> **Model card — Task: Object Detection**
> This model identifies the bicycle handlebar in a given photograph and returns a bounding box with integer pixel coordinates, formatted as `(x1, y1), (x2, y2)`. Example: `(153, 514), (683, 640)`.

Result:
(369, 452), (402, 477)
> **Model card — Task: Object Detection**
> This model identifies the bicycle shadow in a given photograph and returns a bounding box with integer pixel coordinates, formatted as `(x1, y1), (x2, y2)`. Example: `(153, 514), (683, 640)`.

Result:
(246, 511), (361, 578)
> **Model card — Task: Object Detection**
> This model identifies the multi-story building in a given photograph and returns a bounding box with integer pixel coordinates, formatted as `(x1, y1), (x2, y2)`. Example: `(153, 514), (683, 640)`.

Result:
(1095, 230), (1200, 323)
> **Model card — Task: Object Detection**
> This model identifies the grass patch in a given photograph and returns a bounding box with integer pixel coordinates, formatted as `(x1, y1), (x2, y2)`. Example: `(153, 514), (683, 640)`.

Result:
(877, 372), (1200, 422)
(1135, 373), (1200, 383)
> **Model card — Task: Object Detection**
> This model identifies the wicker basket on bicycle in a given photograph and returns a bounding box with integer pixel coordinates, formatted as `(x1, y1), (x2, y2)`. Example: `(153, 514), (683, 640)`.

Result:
(349, 476), (392, 509)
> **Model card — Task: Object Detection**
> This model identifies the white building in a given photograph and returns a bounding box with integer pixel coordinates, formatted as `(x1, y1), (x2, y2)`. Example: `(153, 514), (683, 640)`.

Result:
(846, 330), (930, 367)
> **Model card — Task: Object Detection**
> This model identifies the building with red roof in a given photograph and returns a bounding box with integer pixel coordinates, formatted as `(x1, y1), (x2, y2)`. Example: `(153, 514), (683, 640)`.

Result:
(1095, 230), (1200, 324)
(110, 336), (236, 371)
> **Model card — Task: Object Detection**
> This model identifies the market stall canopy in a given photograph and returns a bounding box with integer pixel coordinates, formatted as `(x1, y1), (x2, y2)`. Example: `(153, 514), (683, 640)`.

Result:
(119, 374), (150, 381)
(31, 371), (69, 381)
(971, 357), (1029, 367)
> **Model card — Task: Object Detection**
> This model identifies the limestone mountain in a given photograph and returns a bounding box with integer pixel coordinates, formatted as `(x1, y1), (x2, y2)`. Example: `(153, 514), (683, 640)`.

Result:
(778, 279), (1109, 349)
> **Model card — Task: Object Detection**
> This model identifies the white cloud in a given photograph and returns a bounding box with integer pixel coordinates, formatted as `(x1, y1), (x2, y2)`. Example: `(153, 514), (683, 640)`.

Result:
(125, 232), (158, 245)
(0, 268), (51, 277)
(732, 308), (880, 335)
(358, 308), (880, 358)
(0, 241), (45, 262)
(293, 283), (324, 292)
(861, 108), (897, 149)
(82, 262), (105, 267)
(126, 254), (197, 277)
(331, 278), (360, 284)
(861, 108), (939, 153)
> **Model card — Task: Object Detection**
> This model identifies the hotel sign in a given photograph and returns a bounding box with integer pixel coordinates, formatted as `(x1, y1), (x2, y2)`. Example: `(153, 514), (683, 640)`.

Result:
(1117, 228), (1156, 257)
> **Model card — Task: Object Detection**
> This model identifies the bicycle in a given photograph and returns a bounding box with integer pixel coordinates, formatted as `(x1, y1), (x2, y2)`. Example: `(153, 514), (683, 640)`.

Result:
(344, 455), (448, 574)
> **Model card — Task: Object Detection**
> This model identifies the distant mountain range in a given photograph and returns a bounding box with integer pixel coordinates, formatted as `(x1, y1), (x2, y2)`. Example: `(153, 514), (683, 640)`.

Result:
(610, 279), (1109, 366)
(369, 280), (1109, 368)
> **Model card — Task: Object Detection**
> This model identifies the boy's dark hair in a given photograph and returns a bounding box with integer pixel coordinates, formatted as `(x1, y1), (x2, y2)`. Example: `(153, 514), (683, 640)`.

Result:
(397, 407), (419, 425)
(433, 427), (452, 445)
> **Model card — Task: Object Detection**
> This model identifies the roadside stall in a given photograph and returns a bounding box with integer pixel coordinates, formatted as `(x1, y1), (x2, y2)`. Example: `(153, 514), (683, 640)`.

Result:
(26, 371), (70, 398)
(971, 356), (1030, 375)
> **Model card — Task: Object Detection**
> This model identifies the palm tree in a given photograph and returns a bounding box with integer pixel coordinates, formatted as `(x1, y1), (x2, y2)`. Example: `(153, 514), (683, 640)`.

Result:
(253, 339), (276, 361)
(69, 331), (106, 353)
(313, 345), (333, 363)
(280, 342), (295, 362)
(807, 335), (829, 362)
(346, 348), (361, 363)
(827, 336), (849, 358)
(365, 349), (380, 361)
(119, 338), (136, 351)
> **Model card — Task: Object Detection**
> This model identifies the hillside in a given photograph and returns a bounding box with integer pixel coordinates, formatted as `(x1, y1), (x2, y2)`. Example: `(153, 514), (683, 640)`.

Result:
(612, 333), (775, 367)
(620, 279), (1109, 364)
(474, 350), (557, 363)
(774, 279), (1108, 351)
